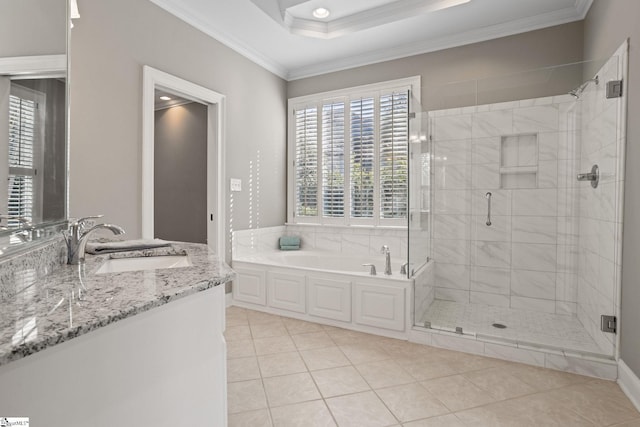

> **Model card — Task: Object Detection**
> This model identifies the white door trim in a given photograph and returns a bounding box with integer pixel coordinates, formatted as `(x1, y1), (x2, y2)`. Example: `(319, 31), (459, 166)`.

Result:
(142, 65), (226, 256)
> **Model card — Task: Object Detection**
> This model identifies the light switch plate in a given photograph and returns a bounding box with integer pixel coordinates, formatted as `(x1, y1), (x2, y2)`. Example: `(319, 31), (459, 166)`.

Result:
(230, 178), (242, 192)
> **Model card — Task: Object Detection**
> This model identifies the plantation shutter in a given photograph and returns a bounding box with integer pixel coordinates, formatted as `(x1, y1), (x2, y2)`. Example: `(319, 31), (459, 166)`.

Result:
(379, 91), (409, 219)
(294, 106), (318, 217)
(321, 101), (345, 218)
(350, 97), (375, 218)
(7, 94), (36, 227)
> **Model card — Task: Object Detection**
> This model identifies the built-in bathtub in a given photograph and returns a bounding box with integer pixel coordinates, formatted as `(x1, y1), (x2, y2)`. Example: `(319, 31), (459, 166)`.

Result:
(232, 249), (432, 338)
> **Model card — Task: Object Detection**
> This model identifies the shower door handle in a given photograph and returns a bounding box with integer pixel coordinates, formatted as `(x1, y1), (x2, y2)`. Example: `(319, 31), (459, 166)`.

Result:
(485, 192), (492, 226)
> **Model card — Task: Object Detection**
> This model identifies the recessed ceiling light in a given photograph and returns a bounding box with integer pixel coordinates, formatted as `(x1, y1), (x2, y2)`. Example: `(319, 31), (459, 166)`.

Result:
(160, 96), (172, 101)
(312, 7), (330, 19)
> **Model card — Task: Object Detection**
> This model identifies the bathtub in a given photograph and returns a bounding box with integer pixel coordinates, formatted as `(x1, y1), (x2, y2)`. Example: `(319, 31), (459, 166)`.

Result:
(231, 250), (431, 338)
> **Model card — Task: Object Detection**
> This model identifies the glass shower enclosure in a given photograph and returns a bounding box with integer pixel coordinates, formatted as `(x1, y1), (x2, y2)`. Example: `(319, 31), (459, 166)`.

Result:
(408, 47), (628, 361)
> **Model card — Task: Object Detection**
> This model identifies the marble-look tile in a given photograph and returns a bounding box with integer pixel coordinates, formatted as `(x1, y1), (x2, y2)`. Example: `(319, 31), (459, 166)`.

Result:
(538, 132), (560, 161)
(326, 391), (397, 427)
(463, 367), (537, 400)
(434, 288), (469, 303)
(511, 243), (557, 272)
(227, 379), (268, 414)
(470, 291), (510, 308)
(433, 140), (471, 165)
(512, 189), (558, 217)
(511, 270), (556, 300)
(472, 189), (512, 216)
(311, 366), (371, 397)
(253, 335), (297, 355)
(430, 334), (485, 355)
(544, 354), (618, 380)
(472, 110), (513, 138)
(341, 234), (370, 256)
(434, 190), (470, 214)
(315, 233), (342, 252)
(472, 215), (511, 242)
(483, 343), (545, 367)
(270, 400), (336, 427)
(472, 163), (500, 189)
(470, 266), (510, 295)
(433, 215), (470, 240)
(291, 331), (335, 350)
(503, 363), (590, 391)
(376, 382), (449, 422)
(299, 346), (350, 371)
(433, 114), (473, 141)
(258, 351), (308, 378)
(434, 164), (471, 190)
(514, 105), (559, 133)
(434, 263), (470, 290)
(228, 409), (273, 427)
(556, 301), (577, 315)
(511, 296), (556, 314)
(263, 372), (321, 407)
(472, 137), (500, 164)
(432, 239), (469, 265)
(471, 241), (511, 269)
(355, 359), (415, 389)
(228, 356), (262, 382)
(402, 414), (467, 427)
(421, 374), (497, 411)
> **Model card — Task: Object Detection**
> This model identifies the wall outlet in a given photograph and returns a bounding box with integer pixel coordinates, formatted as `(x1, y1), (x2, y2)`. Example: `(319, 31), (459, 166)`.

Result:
(230, 178), (242, 192)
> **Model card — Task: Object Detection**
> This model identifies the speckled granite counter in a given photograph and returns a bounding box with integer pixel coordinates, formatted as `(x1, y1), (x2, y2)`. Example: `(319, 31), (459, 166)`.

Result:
(0, 242), (234, 366)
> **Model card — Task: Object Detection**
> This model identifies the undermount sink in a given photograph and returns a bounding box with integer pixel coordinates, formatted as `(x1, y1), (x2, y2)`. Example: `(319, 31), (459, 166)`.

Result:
(95, 255), (192, 274)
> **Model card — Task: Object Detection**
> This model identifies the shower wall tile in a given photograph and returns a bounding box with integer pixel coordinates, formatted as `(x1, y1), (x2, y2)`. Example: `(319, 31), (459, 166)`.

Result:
(434, 190), (469, 214)
(556, 273), (578, 302)
(510, 270), (556, 300)
(433, 115), (472, 141)
(511, 189), (558, 216)
(432, 239), (469, 265)
(472, 110), (513, 138)
(472, 163), (500, 189)
(538, 132), (560, 161)
(513, 105), (559, 133)
(472, 137), (500, 164)
(434, 140), (471, 165)
(511, 243), (557, 272)
(511, 296), (556, 314)
(556, 301), (577, 316)
(472, 189), (511, 216)
(433, 215), (471, 240)
(470, 266), (510, 295)
(538, 160), (558, 188)
(511, 216), (556, 244)
(435, 164), (471, 190)
(471, 216), (511, 242)
(471, 241), (511, 269)
(435, 288), (469, 303)
(470, 291), (510, 308)
(435, 263), (470, 290)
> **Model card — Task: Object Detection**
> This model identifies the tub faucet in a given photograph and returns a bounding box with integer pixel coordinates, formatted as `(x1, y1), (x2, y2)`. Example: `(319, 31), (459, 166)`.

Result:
(65, 215), (125, 265)
(380, 245), (392, 275)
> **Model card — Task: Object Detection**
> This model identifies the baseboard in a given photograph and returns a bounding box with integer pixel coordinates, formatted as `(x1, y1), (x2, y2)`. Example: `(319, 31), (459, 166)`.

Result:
(225, 292), (233, 307)
(618, 359), (640, 412)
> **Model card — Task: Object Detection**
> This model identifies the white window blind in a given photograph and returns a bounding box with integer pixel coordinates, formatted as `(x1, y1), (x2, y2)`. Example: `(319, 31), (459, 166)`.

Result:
(294, 107), (318, 217)
(7, 93), (36, 227)
(322, 101), (345, 218)
(379, 92), (409, 219)
(350, 97), (375, 218)
(289, 77), (418, 227)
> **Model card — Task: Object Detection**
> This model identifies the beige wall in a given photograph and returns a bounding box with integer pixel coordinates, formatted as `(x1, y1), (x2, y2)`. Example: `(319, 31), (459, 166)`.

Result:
(584, 0), (640, 377)
(0, 0), (66, 57)
(288, 22), (585, 109)
(69, 0), (287, 260)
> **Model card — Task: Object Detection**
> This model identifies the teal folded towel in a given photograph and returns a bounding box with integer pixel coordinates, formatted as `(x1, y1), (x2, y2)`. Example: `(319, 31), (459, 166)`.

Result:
(279, 236), (301, 247)
(280, 245), (300, 251)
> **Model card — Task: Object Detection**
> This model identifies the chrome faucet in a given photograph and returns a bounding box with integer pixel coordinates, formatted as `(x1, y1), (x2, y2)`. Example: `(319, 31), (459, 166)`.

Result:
(64, 215), (125, 265)
(380, 245), (392, 275)
(400, 262), (409, 276)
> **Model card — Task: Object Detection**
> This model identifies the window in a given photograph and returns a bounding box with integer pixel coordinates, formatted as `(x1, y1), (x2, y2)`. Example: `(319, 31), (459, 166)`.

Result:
(7, 84), (44, 228)
(288, 77), (419, 227)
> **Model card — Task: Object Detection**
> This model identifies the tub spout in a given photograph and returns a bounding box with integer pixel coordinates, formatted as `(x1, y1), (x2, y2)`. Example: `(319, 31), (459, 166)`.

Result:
(380, 245), (392, 275)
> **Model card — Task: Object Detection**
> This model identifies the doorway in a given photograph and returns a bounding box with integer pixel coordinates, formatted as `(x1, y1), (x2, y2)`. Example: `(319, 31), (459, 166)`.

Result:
(142, 66), (226, 255)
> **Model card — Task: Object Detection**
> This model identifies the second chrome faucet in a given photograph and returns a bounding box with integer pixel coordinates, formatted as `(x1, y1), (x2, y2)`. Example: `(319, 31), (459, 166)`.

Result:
(380, 245), (392, 275)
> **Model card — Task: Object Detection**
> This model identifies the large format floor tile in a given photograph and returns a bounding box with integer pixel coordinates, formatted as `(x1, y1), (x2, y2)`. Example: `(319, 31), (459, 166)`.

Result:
(226, 306), (640, 426)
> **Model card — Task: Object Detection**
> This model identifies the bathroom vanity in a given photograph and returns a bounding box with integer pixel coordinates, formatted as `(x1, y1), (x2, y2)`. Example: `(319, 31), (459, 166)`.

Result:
(0, 239), (234, 426)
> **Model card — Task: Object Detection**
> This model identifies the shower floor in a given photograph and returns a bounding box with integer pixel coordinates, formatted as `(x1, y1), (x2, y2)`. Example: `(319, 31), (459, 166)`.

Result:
(421, 300), (605, 356)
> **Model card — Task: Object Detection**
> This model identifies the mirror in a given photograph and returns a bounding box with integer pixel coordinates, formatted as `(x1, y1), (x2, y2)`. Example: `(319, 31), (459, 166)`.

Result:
(0, 0), (69, 253)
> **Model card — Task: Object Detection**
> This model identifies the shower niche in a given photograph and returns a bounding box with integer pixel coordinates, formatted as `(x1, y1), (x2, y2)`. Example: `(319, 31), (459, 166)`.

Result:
(500, 133), (538, 189)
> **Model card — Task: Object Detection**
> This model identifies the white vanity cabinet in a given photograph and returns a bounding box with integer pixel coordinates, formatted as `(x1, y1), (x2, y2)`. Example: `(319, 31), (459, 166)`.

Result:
(354, 281), (406, 331)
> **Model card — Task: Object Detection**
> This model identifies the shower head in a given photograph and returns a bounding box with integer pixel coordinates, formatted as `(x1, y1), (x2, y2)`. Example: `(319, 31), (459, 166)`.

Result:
(569, 75), (599, 98)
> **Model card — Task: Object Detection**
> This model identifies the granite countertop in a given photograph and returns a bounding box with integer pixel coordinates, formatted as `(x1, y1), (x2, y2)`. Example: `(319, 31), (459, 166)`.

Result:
(0, 242), (234, 367)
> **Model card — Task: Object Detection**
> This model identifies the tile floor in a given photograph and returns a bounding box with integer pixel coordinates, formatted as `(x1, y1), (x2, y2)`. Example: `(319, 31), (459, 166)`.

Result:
(422, 300), (603, 355)
(225, 306), (640, 427)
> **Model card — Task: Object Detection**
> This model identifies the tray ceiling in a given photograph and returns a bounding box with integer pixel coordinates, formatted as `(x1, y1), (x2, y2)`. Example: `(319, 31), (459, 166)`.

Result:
(148, 0), (593, 80)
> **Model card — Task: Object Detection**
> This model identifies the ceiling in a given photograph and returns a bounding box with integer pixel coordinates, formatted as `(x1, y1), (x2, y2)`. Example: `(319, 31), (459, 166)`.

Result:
(148, 0), (593, 81)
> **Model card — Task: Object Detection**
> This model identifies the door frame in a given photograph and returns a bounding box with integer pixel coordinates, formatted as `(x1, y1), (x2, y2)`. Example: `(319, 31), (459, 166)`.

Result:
(141, 66), (226, 256)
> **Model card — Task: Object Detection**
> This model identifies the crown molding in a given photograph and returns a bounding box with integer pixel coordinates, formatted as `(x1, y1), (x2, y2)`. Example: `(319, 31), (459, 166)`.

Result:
(287, 5), (585, 80)
(575, 0), (594, 19)
(148, 0), (289, 79)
